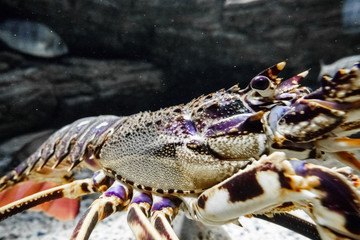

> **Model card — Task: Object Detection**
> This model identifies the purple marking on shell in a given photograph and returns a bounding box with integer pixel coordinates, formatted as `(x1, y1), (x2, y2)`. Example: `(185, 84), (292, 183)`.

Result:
(203, 99), (250, 120)
(94, 117), (122, 141)
(205, 115), (250, 137)
(194, 119), (207, 133)
(151, 197), (177, 212)
(166, 116), (198, 137)
(91, 171), (102, 185)
(15, 162), (28, 175)
(54, 117), (97, 161)
(41, 142), (54, 162)
(238, 112), (264, 133)
(94, 117), (124, 146)
(131, 192), (152, 205)
(84, 153), (98, 168)
(275, 92), (296, 100)
(244, 97), (267, 112)
(184, 119), (197, 136)
(104, 184), (127, 200)
(40, 126), (69, 162)
(290, 160), (360, 234)
(289, 160), (308, 176)
(268, 106), (290, 133)
(283, 102), (317, 124)
(27, 149), (41, 166)
(279, 101), (342, 142)
(304, 88), (325, 100)
(70, 116), (120, 161)
(281, 101), (339, 125)
(303, 98), (353, 111)
(277, 76), (301, 92)
(310, 65), (358, 99)
(311, 168), (360, 234)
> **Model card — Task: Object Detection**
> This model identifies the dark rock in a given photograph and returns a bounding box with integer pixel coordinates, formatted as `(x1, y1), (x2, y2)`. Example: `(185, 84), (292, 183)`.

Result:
(0, 51), (26, 72)
(0, 54), (164, 141)
(0, 0), (358, 80)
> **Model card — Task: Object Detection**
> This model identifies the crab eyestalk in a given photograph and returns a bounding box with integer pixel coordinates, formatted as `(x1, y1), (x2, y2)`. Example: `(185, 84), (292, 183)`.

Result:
(249, 63), (309, 99)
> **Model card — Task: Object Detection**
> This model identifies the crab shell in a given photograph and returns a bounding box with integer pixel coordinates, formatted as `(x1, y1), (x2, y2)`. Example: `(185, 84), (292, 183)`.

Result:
(0, 62), (359, 240)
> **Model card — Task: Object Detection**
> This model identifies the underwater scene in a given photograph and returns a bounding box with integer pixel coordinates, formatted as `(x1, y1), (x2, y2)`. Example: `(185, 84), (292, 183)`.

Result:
(0, 1), (359, 240)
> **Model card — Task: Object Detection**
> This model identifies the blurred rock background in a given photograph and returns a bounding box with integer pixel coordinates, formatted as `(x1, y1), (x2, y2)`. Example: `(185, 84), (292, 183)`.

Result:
(0, 0), (359, 239)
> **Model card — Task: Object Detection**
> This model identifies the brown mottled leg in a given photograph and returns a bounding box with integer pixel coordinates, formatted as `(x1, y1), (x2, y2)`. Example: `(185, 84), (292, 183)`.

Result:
(70, 181), (131, 240)
(0, 178), (94, 222)
(0, 170), (111, 222)
(150, 195), (181, 240)
(127, 190), (164, 240)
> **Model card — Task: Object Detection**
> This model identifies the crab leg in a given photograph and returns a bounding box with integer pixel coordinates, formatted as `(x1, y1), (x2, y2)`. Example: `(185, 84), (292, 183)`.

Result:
(127, 191), (181, 240)
(71, 181), (130, 240)
(127, 191), (164, 240)
(185, 152), (360, 240)
(255, 213), (321, 240)
(0, 170), (111, 222)
(150, 196), (181, 240)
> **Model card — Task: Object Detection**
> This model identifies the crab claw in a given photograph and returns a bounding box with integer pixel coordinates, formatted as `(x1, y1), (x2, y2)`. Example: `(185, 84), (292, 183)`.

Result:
(271, 63), (360, 142)
(187, 152), (360, 240)
(268, 63), (360, 170)
(272, 98), (346, 142)
(289, 160), (360, 240)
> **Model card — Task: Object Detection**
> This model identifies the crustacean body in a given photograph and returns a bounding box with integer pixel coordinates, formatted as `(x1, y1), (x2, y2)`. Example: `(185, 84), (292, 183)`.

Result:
(0, 62), (359, 240)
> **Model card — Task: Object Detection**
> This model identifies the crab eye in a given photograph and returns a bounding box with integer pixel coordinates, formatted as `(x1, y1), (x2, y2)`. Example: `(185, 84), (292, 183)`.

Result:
(250, 76), (275, 97)
(250, 76), (270, 91)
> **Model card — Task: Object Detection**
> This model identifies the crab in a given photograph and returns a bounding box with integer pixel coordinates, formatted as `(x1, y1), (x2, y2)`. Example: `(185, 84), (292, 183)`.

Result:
(0, 62), (359, 240)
